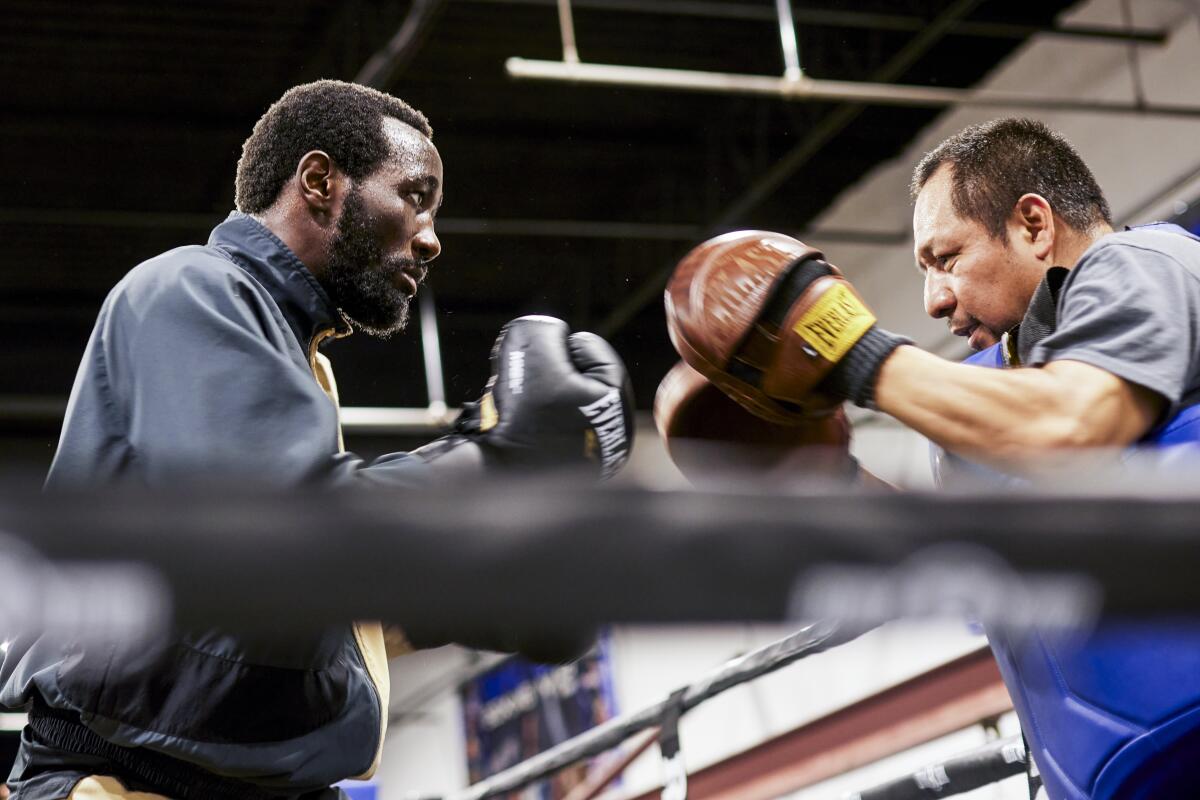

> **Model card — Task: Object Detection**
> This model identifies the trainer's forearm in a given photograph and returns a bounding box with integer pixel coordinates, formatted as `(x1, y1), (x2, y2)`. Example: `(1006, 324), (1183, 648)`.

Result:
(873, 346), (1129, 469)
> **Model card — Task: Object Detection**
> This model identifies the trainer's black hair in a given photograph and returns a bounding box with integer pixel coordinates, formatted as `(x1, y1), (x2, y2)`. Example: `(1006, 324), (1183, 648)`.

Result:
(235, 80), (432, 214)
(910, 118), (1111, 241)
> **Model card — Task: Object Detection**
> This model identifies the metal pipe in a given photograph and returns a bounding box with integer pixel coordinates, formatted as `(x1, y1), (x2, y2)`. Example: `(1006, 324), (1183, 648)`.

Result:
(775, 0), (802, 81)
(331, 406), (458, 434)
(0, 208), (906, 246)
(1120, 0), (1147, 110)
(0, 395), (458, 434)
(0, 206), (694, 241)
(557, 0), (580, 64)
(0, 208), (701, 240)
(848, 735), (1027, 799)
(462, 0), (1169, 44)
(0, 396), (67, 422)
(0, 208), (221, 230)
(418, 288), (448, 419)
(506, 58), (1200, 118)
(435, 216), (700, 240)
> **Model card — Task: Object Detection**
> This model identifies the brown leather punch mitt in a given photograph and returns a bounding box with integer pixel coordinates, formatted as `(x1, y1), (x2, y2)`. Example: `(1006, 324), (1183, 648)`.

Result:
(664, 230), (878, 424)
(654, 360), (852, 488)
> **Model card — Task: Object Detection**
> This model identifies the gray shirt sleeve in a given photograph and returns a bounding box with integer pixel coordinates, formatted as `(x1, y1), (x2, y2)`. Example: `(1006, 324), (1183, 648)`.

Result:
(1026, 236), (1200, 406)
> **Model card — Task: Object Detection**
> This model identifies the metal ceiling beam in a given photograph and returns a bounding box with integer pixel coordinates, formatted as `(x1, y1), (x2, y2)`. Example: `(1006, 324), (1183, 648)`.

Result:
(0, 395), (459, 435)
(0, 207), (701, 240)
(0, 207), (905, 245)
(775, 0), (802, 81)
(507, 60), (1200, 119)
(439, 217), (698, 239)
(0, 208), (222, 230)
(595, 0), (983, 337)
(556, 0), (581, 64)
(464, 0), (1168, 44)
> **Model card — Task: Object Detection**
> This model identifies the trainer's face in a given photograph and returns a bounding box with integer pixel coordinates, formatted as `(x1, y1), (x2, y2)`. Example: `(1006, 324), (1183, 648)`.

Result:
(324, 117), (443, 337)
(913, 165), (1042, 352)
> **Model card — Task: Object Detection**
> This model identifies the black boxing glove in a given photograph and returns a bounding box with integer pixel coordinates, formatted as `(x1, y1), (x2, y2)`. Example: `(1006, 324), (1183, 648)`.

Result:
(416, 315), (634, 479)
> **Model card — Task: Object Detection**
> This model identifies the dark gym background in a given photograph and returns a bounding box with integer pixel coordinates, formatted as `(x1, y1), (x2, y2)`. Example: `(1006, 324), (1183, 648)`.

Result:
(0, 0), (1084, 473)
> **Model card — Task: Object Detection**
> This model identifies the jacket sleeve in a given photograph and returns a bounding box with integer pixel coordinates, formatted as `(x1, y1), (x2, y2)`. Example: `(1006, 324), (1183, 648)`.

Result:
(103, 259), (431, 488)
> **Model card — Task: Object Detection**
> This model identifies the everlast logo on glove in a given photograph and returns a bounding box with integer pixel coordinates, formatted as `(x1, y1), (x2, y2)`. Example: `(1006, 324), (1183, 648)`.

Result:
(579, 388), (630, 479)
(423, 316), (635, 479)
(508, 350), (526, 394)
(794, 284), (875, 363)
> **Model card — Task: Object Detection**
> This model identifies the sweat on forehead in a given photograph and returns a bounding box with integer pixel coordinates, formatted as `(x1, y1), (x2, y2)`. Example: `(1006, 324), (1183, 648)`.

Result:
(379, 117), (438, 165)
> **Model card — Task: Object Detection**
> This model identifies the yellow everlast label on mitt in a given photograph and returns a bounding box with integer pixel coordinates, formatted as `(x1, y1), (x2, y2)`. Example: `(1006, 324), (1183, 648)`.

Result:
(793, 283), (876, 362)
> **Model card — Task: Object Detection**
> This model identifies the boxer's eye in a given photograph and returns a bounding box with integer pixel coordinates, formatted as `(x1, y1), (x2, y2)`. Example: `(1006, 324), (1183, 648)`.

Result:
(405, 190), (426, 207)
(936, 253), (957, 271)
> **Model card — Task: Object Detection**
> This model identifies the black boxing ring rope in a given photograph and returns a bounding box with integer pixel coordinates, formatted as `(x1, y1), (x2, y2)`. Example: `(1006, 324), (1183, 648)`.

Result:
(3, 481), (1200, 640)
(847, 735), (1029, 800)
(434, 622), (850, 800)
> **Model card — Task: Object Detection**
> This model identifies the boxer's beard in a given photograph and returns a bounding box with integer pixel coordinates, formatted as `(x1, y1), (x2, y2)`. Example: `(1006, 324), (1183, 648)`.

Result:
(322, 187), (416, 338)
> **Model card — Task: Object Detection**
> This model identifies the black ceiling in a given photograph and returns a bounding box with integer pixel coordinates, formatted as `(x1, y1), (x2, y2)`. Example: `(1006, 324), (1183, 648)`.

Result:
(3, 0), (1084, 433)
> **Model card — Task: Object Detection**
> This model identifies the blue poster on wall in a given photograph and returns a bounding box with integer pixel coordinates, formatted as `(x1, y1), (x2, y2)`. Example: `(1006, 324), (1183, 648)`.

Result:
(461, 634), (618, 799)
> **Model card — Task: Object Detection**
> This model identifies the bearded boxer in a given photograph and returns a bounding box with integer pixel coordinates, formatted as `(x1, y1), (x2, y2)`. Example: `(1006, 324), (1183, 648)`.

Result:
(663, 118), (1200, 799)
(1, 80), (632, 800)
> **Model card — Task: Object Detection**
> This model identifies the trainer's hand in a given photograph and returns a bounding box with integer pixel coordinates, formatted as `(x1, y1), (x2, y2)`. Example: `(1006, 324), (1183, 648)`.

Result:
(418, 316), (634, 479)
(665, 231), (908, 413)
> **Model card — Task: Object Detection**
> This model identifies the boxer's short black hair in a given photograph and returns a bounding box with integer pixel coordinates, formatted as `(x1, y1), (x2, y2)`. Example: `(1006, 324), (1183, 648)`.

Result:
(910, 118), (1111, 241)
(235, 80), (432, 214)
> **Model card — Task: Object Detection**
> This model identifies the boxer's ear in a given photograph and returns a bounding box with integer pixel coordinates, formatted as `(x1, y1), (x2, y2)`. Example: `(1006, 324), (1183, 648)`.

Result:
(296, 150), (340, 220)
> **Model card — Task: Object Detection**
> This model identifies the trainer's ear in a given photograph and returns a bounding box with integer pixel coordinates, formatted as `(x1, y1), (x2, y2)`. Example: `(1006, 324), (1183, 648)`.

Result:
(296, 150), (339, 220)
(1012, 192), (1055, 261)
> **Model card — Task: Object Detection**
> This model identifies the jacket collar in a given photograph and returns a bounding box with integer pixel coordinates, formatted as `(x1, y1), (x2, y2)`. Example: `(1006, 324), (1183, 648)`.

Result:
(208, 211), (351, 352)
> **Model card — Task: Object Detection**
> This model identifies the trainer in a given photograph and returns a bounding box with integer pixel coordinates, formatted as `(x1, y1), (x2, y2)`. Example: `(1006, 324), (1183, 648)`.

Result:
(1, 80), (632, 800)
(907, 119), (1200, 800)
(663, 118), (1200, 799)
